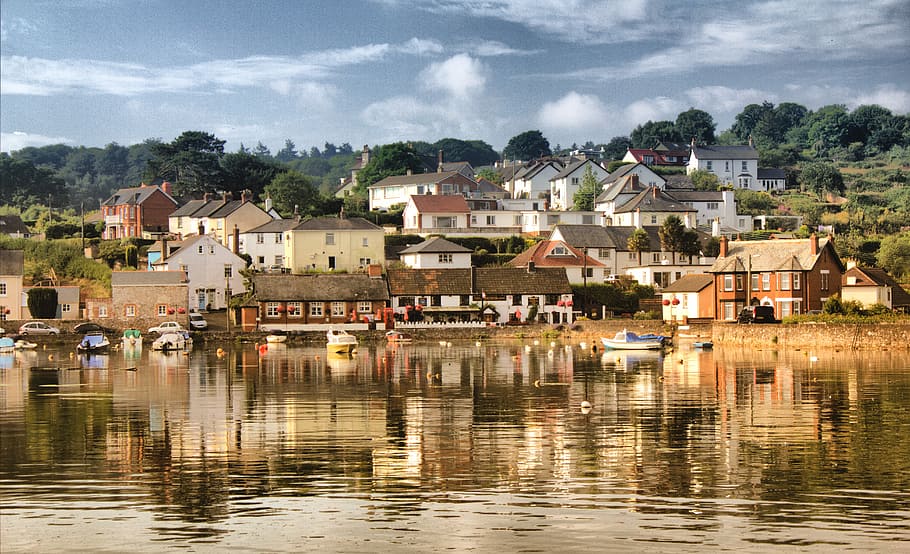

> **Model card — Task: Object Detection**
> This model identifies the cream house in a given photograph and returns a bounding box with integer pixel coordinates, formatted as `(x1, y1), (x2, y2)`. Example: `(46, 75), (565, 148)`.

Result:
(168, 190), (273, 248)
(549, 159), (609, 210)
(152, 234), (247, 311)
(284, 216), (385, 273)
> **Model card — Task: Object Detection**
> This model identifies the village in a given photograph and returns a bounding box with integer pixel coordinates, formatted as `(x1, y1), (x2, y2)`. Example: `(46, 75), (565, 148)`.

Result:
(2, 139), (908, 340)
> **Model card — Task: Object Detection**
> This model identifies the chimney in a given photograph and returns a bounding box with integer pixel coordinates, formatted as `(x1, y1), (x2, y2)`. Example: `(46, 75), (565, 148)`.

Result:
(406, 169), (413, 176)
(810, 233), (818, 255)
(630, 174), (639, 188)
(652, 186), (658, 199)
(264, 195), (272, 213)
(203, 192), (213, 203)
(222, 191), (233, 204)
(367, 264), (382, 278)
(690, 137), (696, 148)
(293, 204), (300, 223)
(159, 237), (168, 261)
(361, 144), (370, 165)
(711, 217), (721, 237)
(241, 189), (251, 203)
(160, 181), (172, 196)
(748, 135), (755, 148)
(437, 149), (444, 172)
(719, 235), (728, 257)
(232, 225), (240, 254)
(527, 261), (536, 273)
(198, 222), (205, 236)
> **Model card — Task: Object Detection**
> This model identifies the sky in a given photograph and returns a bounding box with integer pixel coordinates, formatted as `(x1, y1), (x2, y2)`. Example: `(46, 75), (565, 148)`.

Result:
(1, 0), (909, 155)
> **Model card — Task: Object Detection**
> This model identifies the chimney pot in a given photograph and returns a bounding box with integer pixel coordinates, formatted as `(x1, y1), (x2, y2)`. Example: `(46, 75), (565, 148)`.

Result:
(719, 235), (728, 257)
(810, 233), (819, 255)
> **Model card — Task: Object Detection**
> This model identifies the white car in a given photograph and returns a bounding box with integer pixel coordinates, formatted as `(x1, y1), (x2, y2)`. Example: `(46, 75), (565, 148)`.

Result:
(188, 312), (208, 330)
(148, 321), (184, 335)
(18, 321), (61, 335)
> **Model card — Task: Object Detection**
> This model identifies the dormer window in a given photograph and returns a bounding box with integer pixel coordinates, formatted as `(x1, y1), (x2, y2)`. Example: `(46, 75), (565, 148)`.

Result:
(551, 246), (568, 256)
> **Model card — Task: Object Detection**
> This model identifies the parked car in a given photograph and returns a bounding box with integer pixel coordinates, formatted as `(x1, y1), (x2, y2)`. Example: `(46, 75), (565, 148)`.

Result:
(188, 312), (208, 330)
(18, 321), (61, 335)
(0, 326), (5, 335)
(737, 305), (776, 324)
(73, 322), (117, 335)
(148, 321), (184, 335)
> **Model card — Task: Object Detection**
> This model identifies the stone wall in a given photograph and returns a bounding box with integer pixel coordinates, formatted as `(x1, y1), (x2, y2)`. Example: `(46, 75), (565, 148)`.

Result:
(711, 322), (910, 350)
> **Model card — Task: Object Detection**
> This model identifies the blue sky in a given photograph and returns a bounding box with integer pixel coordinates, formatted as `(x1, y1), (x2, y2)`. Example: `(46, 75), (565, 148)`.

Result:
(2, 0), (908, 154)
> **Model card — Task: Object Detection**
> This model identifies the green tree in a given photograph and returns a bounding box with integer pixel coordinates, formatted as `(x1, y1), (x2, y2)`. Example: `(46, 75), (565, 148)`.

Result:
(689, 169), (722, 191)
(731, 102), (774, 142)
(630, 120), (680, 148)
(627, 227), (651, 265)
(0, 154), (68, 210)
(26, 287), (58, 319)
(275, 139), (299, 163)
(354, 143), (425, 193)
(502, 130), (551, 161)
(476, 167), (503, 185)
(805, 104), (850, 155)
(601, 136), (632, 160)
(658, 215), (686, 263)
(220, 151), (281, 198)
(263, 171), (323, 217)
(430, 138), (499, 167)
(675, 108), (716, 145)
(734, 189), (776, 215)
(147, 131), (226, 197)
(572, 164), (602, 211)
(703, 236), (721, 257)
(253, 141), (272, 159)
(876, 232), (910, 279)
(799, 162), (844, 199)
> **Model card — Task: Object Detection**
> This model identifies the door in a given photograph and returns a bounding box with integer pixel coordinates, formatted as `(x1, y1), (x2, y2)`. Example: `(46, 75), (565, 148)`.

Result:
(198, 291), (206, 312)
(328, 256), (336, 270)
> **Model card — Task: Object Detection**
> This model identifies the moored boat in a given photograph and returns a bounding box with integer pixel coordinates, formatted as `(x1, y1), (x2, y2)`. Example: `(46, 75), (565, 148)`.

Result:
(601, 329), (666, 350)
(266, 330), (287, 343)
(14, 339), (37, 350)
(693, 341), (714, 349)
(385, 330), (413, 343)
(151, 330), (192, 352)
(77, 331), (110, 353)
(326, 328), (357, 355)
(122, 328), (142, 346)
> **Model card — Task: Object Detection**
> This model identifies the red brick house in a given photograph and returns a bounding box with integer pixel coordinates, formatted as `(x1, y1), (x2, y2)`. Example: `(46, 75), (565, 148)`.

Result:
(708, 234), (844, 320)
(101, 182), (178, 240)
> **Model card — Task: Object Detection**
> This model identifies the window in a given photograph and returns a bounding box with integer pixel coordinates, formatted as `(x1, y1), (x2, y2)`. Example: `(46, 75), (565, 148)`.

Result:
(707, 202), (718, 210)
(820, 270), (830, 291)
(486, 215), (496, 225)
(62, 303), (71, 313)
(224, 265), (232, 278)
(652, 252), (662, 263)
(359, 257), (372, 266)
(599, 249), (611, 259)
(198, 245), (204, 254)
(582, 215), (594, 225)
(358, 301), (372, 313)
(435, 216), (456, 228)
(585, 268), (594, 278)
(780, 272), (791, 290)
(266, 302), (280, 317)
(471, 215), (478, 225)
(438, 253), (453, 264)
(650, 215), (658, 224)
(416, 185), (425, 194)
(208, 245), (215, 254)
(275, 233), (282, 244)
(460, 295), (470, 306)
(125, 305), (136, 317)
(310, 302), (324, 317)
(325, 233), (335, 245)
(258, 256), (265, 265)
(793, 273), (801, 290)
(552, 246), (568, 255)
(398, 296), (415, 308)
(288, 302), (302, 317)
(706, 161), (713, 171)
(762, 273), (771, 291)
(736, 275), (744, 291)
(157, 304), (168, 316)
(256, 233), (264, 244)
(571, 177), (580, 185)
(628, 252), (637, 261)
(0, 282), (6, 296)
(724, 274), (733, 291)
(742, 161), (748, 172)
(275, 255), (283, 266)
(362, 237), (369, 247)
(332, 302), (346, 316)
(725, 161), (730, 172)
(723, 302), (735, 320)
(99, 305), (108, 318)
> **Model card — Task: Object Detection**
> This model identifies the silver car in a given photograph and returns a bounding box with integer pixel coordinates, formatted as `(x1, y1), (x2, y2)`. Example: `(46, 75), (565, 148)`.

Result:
(18, 321), (61, 335)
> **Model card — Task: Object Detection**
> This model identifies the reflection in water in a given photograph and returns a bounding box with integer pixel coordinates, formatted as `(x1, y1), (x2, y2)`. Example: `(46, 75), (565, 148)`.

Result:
(1, 340), (909, 551)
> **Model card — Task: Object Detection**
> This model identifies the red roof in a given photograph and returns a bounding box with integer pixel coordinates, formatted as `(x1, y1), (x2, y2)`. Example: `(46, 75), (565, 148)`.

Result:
(409, 194), (470, 213)
(508, 240), (605, 268)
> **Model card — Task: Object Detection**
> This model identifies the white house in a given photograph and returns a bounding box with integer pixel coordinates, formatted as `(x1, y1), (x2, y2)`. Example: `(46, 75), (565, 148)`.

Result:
(602, 163), (665, 190)
(239, 218), (299, 271)
(402, 194), (471, 236)
(507, 240), (608, 285)
(665, 190), (752, 232)
(549, 159), (609, 210)
(757, 168), (787, 192)
(398, 236), (473, 269)
(511, 159), (563, 201)
(610, 187), (698, 229)
(152, 234), (247, 311)
(687, 141), (760, 190)
(368, 171), (479, 212)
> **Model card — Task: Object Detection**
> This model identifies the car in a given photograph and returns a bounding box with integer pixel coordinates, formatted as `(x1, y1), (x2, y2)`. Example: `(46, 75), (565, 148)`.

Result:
(0, 326), (5, 335)
(188, 312), (208, 330)
(18, 321), (61, 335)
(73, 322), (117, 335)
(737, 305), (776, 324)
(148, 321), (184, 335)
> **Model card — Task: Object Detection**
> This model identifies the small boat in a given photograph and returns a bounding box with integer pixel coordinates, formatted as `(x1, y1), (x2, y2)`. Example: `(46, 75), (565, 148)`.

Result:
(326, 328), (357, 355)
(14, 339), (38, 350)
(601, 329), (666, 350)
(151, 330), (192, 352)
(77, 331), (110, 353)
(693, 341), (714, 349)
(122, 328), (142, 346)
(385, 330), (413, 343)
(266, 330), (287, 343)
(0, 337), (14, 353)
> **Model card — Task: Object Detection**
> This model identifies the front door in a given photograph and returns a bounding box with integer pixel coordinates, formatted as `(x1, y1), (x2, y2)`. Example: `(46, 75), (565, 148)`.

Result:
(198, 291), (206, 312)
(328, 256), (336, 270)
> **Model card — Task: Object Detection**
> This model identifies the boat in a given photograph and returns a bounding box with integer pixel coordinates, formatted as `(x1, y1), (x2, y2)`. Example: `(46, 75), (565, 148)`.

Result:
(326, 328), (357, 355)
(266, 330), (287, 343)
(14, 339), (37, 350)
(77, 331), (110, 353)
(385, 330), (413, 343)
(122, 328), (142, 346)
(0, 337), (14, 353)
(150, 330), (192, 352)
(600, 329), (666, 350)
(693, 341), (714, 349)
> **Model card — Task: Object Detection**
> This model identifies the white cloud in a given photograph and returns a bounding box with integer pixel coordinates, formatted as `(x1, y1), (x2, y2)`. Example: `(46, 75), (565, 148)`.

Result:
(470, 40), (540, 57)
(851, 84), (910, 114)
(1, 131), (73, 152)
(398, 38), (444, 56)
(538, 92), (610, 132)
(419, 54), (488, 100)
(685, 86), (774, 113)
(623, 96), (684, 126)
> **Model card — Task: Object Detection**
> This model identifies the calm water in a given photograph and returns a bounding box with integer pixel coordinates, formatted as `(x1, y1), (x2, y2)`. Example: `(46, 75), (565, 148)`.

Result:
(1, 338), (909, 552)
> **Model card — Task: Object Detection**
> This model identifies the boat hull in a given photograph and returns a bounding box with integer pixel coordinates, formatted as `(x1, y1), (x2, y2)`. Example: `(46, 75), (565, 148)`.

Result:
(600, 338), (664, 350)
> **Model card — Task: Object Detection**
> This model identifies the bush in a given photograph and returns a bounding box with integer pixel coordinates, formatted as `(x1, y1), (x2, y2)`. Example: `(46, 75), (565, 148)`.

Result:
(27, 287), (58, 319)
(633, 310), (660, 320)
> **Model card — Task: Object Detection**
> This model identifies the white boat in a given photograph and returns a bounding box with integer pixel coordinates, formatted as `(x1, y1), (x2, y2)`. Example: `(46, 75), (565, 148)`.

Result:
(150, 330), (192, 352)
(77, 331), (110, 353)
(15, 339), (38, 350)
(385, 330), (413, 343)
(600, 329), (666, 350)
(326, 328), (357, 355)
(266, 330), (287, 343)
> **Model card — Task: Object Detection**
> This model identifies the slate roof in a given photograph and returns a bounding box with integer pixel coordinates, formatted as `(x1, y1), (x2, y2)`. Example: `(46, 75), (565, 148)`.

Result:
(439, 161), (473, 174)
(758, 168), (786, 179)
(666, 190), (725, 202)
(552, 224), (711, 252)
(0, 215), (30, 236)
(614, 187), (697, 214)
(292, 216), (383, 231)
(370, 171), (464, 187)
(692, 144), (758, 160)
(245, 218), (298, 233)
(843, 267), (910, 307)
(476, 178), (507, 194)
(550, 159), (590, 180)
(409, 194), (470, 213)
(595, 173), (648, 203)
(0, 249), (25, 275)
(102, 185), (176, 207)
(507, 240), (605, 268)
(170, 199), (207, 217)
(664, 175), (694, 190)
(111, 270), (187, 286)
(252, 273), (390, 302)
(387, 267), (571, 296)
(709, 237), (842, 273)
(399, 236), (472, 254)
(660, 274), (713, 293)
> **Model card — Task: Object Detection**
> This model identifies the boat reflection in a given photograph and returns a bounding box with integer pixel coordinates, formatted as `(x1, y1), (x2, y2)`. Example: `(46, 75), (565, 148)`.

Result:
(601, 349), (664, 372)
(79, 352), (110, 369)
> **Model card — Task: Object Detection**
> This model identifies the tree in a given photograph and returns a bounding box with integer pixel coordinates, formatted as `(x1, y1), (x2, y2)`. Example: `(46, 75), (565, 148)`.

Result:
(275, 139), (299, 163)
(799, 162), (844, 199)
(26, 287), (58, 319)
(876, 232), (910, 279)
(147, 131), (226, 197)
(601, 136), (632, 160)
(572, 165), (602, 211)
(502, 130), (551, 161)
(253, 142), (271, 159)
(658, 215), (686, 263)
(323, 142), (338, 158)
(689, 169), (722, 191)
(263, 170), (323, 218)
(805, 104), (850, 155)
(220, 152), (281, 198)
(627, 228), (651, 265)
(0, 154), (68, 210)
(476, 167), (503, 185)
(430, 138), (499, 167)
(731, 102), (774, 142)
(354, 142), (425, 193)
(630, 120), (680, 148)
(734, 189), (776, 215)
(675, 108), (716, 145)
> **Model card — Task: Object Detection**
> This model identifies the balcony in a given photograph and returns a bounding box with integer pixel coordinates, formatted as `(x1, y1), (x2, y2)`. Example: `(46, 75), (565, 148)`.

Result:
(104, 215), (123, 225)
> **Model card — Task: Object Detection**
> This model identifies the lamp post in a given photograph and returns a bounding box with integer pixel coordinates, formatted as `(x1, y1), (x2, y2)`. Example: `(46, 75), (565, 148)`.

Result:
(225, 276), (231, 333)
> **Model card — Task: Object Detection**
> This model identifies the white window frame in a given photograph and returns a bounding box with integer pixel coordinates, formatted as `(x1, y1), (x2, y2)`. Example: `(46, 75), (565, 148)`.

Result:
(357, 301), (372, 313)
(331, 301), (346, 316)
(266, 302), (280, 318)
(310, 303), (324, 317)
(724, 274), (733, 292)
(325, 233), (335, 245)
(438, 253), (453, 264)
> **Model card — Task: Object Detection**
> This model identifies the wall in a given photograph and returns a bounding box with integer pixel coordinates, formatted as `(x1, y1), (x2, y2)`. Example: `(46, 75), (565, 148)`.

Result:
(712, 322), (910, 350)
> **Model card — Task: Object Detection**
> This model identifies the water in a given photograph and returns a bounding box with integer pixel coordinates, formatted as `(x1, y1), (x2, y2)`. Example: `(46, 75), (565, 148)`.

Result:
(1, 339), (909, 552)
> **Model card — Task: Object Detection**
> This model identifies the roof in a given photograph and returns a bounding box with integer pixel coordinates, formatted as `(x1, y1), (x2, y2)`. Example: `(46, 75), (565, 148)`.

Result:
(709, 237), (842, 273)
(660, 274), (714, 293)
(252, 273), (390, 302)
(387, 267), (571, 296)
(595, 173), (649, 203)
(664, 175), (694, 190)
(476, 178), (507, 194)
(666, 190), (725, 202)
(843, 267), (910, 306)
(244, 218), (298, 234)
(169, 199), (207, 217)
(614, 187), (697, 214)
(691, 144), (758, 160)
(292, 216), (383, 231)
(370, 170), (464, 188)
(624, 148), (688, 165)
(550, 159), (590, 180)
(0, 249), (25, 275)
(552, 224), (711, 252)
(102, 185), (177, 207)
(439, 161), (473, 174)
(399, 236), (472, 255)
(0, 215), (30, 235)
(408, 194), (470, 213)
(507, 240), (605, 268)
(758, 168), (786, 179)
(111, 270), (187, 286)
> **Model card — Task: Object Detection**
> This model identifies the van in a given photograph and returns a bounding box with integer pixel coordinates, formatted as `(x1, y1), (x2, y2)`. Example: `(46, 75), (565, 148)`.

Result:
(737, 305), (776, 324)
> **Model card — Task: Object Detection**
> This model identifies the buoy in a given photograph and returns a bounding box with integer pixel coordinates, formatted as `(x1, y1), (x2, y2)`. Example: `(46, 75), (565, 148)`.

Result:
(533, 379), (540, 388)
(69, 352), (75, 359)
(809, 356), (818, 362)
(579, 341), (587, 350)
(439, 341), (447, 347)
(580, 400), (593, 414)
(550, 341), (557, 348)
(475, 341), (482, 347)
(525, 345), (531, 352)
(533, 340), (540, 346)
(216, 347), (224, 356)
(48, 354), (54, 361)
